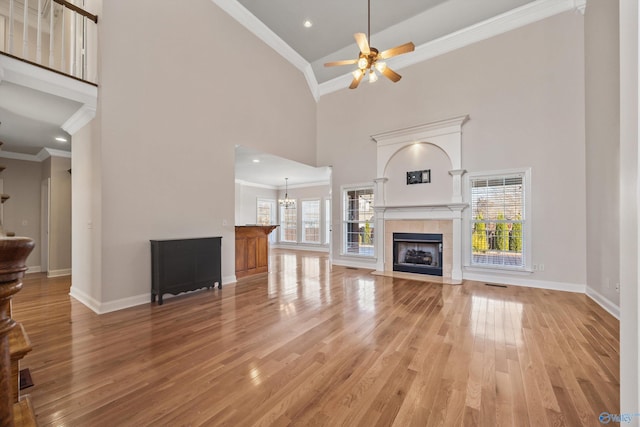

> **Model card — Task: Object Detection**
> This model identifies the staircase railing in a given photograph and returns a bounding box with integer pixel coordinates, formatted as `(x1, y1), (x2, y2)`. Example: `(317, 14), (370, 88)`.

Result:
(0, 0), (98, 83)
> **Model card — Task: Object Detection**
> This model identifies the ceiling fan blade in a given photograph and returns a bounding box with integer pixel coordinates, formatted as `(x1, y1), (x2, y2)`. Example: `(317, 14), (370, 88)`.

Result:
(379, 42), (415, 60)
(380, 65), (402, 83)
(349, 72), (364, 89)
(354, 33), (370, 55)
(324, 59), (358, 67)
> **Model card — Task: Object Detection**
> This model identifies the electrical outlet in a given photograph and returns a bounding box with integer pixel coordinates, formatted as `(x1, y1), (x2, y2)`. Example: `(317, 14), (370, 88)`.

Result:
(21, 220), (28, 226)
(539, 264), (545, 272)
(222, 219), (228, 226)
(533, 264), (538, 271)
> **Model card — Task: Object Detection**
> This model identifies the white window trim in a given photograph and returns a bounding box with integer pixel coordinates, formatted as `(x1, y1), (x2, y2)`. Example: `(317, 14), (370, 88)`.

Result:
(301, 198), (321, 244)
(256, 198), (276, 225)
(340, 183), (376, 258)
(463, 168), (532, 272)
(324, 197), (331, 245)
(279, 201), (298, 243)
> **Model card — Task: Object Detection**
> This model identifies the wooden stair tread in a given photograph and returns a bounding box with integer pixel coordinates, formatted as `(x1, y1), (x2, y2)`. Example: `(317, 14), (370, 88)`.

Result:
(1, 194), (9, 203)
(0, 166), (5, 172)
(13, 396), (37, 427)
(9, 323), (32, 360)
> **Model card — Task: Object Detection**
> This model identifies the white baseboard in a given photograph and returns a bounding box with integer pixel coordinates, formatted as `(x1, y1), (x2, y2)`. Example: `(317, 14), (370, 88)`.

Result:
(71, 274), (239, 315)
(25, 266), (41, 274)
(585, 286), (620, 320)
(272, 244), (330, 253)
(69, 286), (103, 314)
(463, 271), (586, 294)
(331, 258), (377, 270)
(48, 268), (71, 278)
(223, 275), (237, 285)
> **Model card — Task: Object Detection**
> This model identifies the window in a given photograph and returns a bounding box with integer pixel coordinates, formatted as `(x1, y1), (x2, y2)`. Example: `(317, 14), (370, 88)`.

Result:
(301, 200), (321, 243)
(279, 202), (297, 243)
(257, 199), (276, 243)
(325, 198), (331, 245)
(256, 199), (275, 225)
(343, 186), (374, 256)
(469, 171), (528, 269)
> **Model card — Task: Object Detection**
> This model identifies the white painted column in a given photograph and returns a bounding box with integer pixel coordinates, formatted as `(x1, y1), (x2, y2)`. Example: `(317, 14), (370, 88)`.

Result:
(374, 206), (386, 272)
(448, 169), (466, 203)
(451, 210), (464, 282)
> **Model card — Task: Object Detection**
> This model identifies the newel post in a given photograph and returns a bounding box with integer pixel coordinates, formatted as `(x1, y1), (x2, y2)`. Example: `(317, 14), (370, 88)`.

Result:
(0, 238), (34, 426)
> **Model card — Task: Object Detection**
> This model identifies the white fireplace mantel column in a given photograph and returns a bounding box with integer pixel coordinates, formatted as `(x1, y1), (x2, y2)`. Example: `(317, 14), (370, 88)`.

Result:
(448, 169), (467, 203)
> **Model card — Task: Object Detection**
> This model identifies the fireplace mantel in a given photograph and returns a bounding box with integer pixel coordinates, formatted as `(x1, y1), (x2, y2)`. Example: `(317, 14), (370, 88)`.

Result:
(376, 203), (467, 219)
(372, 116), (470, 283)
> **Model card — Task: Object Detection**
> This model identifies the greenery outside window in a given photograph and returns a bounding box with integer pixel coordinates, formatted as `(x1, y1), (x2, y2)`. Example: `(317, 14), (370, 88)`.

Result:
(469, 171), (529, 269)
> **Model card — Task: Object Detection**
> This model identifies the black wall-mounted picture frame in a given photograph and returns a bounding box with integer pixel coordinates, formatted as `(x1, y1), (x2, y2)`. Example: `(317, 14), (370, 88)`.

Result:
(406, 169), (431, 185)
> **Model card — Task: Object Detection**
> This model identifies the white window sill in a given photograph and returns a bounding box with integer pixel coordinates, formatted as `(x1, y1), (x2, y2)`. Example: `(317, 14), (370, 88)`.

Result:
(464, 265), (533, 275)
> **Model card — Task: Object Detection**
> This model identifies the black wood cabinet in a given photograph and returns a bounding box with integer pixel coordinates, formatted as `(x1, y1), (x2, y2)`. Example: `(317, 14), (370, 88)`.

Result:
(150, 237), (222, 305)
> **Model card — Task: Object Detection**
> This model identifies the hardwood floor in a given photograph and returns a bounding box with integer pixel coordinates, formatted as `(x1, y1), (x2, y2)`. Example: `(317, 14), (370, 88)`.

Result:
(12, 250), (618, 426)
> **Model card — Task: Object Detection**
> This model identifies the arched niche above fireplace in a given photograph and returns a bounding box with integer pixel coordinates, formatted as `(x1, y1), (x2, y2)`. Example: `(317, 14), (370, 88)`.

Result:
(372, 115), (469, 206)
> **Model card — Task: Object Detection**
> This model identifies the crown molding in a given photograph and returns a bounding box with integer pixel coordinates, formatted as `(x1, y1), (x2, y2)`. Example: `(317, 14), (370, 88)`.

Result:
(235, 179), (278, 190)
(319, 0), (585, 97)
(210, 0), (318, 101)
(0, 147), (70, 162)
(213, 0), (585, 100)
(62, 104), (96, 135)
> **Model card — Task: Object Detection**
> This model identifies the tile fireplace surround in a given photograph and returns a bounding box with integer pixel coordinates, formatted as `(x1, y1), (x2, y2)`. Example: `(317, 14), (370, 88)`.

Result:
(371, 116), (469, 283)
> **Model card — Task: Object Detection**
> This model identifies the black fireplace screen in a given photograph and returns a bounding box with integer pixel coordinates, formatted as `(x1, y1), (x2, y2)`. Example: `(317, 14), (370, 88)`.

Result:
(393, 233), (443, 276)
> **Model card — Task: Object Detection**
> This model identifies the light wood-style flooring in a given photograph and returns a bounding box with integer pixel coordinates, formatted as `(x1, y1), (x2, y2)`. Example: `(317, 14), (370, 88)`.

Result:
(13, 250), (619, 426)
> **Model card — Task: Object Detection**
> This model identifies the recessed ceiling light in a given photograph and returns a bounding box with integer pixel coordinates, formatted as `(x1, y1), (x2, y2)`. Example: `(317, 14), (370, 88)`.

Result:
(252, 159), (260, 163)
(55, 137), (68, 142)
(303, 20), (312, 28)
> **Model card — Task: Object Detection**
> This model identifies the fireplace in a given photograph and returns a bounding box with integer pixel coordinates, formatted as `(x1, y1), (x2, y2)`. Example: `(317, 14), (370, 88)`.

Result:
(393, 233), (443, 276)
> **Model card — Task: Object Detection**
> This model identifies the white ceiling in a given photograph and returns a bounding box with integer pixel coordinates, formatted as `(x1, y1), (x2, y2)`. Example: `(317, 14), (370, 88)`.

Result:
(0, 82), (77, 154)
(235, 145), (330, 187)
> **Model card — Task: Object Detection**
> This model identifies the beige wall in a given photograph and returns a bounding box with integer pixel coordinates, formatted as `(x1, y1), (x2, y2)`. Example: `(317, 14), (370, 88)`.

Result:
(48, 156), (72, 272)
(585, 0), (620, 308)
(0, 158), (42, 269)
(84, 0), (316, 304)
(318, 11), (587, 287)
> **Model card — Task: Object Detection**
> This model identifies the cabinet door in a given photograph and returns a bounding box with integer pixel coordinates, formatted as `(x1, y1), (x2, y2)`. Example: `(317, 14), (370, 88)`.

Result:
(257, 236), (268, 268)
(246, 237), (257, 269)
(235, 238), (247, 272)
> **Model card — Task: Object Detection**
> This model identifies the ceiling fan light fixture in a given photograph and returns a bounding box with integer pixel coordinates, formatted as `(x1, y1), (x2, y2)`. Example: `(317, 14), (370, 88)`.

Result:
(323, 0), (415, 89)
(368, 69), (378, 83)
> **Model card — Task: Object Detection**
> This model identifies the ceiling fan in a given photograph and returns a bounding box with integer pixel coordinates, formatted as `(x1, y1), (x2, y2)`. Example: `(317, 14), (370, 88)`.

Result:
(324, 0), (415, 89)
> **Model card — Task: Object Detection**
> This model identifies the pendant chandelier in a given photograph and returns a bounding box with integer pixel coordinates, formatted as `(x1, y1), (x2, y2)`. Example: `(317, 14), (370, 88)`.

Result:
(279, 178), (295, 208)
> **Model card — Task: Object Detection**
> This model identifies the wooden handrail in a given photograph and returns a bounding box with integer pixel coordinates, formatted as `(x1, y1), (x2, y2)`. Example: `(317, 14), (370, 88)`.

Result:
(53, 0), (98, 24)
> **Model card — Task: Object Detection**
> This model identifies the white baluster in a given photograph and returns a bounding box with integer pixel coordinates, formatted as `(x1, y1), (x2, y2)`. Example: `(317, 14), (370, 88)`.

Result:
(49, 1), (55, 67)
(60, 6), (65, 72)
(36, 0), (42, 63)
(8, 0), (14, 54)
(82, 16), (87, 80)
(70, 9), (76, 76)
(22, 0), (28, 58)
